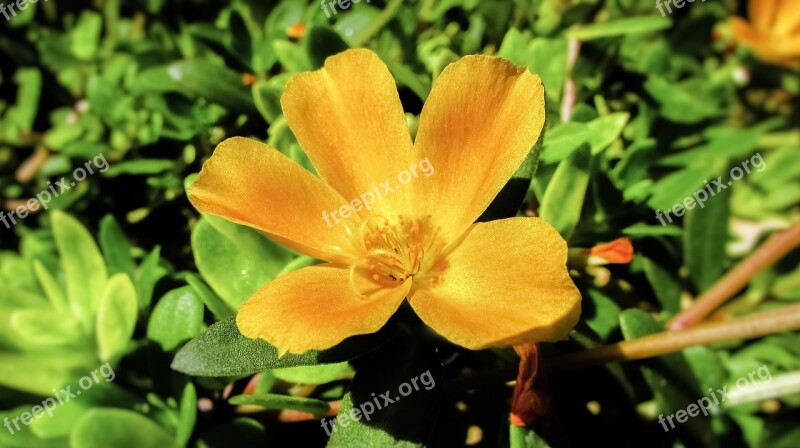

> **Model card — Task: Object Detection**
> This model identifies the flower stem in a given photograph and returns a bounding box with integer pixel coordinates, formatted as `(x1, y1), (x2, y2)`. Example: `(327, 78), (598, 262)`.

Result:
(668, 222), (800, 330)
(548, 304), (800, 373)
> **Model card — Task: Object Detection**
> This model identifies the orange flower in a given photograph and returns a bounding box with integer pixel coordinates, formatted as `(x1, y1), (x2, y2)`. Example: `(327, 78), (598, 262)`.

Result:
(188, 49), (581, 355)
(730, 0), (800, 68)
(588, 237), (634, 265)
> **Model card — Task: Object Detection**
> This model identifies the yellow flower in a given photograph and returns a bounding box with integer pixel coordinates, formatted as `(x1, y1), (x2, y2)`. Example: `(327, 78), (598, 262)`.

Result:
(188, 49), (581, 355)
(730, 0), (800, 68)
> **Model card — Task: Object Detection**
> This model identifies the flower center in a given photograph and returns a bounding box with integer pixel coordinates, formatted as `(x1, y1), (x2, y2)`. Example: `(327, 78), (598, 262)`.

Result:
(354, 215), (445, 289)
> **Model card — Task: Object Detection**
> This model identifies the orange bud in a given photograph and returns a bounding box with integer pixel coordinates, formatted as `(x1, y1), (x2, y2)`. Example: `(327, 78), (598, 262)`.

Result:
(286, 23), (306, 39)
(242, 73), (258, 86)
(588, 237), (634, 265)
(510, 344), (551, 428)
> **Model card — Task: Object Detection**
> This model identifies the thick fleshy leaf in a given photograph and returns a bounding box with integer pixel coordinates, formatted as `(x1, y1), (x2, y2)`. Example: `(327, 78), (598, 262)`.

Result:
(52, 211), (108, 331)
(237, 264), (411, 355)
(147, 286), (205, 351)
(413, 55), (546, 243)
(191, 216), (294, 309)
(229, 393), (329, 415)
(96, 274), (138, 362)
(71, 409), (179, 448)
(409, 218), (581, 349)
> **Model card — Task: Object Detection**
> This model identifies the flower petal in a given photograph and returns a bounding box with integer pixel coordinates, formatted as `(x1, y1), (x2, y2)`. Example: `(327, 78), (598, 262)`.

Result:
(236, 264), (411, 354)
(281, 49), (416, 216)
(409, 218), (581, 350)
(188, 137), (360, 263)
(413, 56), (546, 243)
(773, 0), (800, 36)
(750, 0), (780, 32)
(731, 17), (800, 67)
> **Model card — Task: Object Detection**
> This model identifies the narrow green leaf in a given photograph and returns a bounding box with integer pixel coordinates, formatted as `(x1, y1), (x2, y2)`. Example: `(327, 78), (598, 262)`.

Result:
(272, 362), (353, 385)
(684, 185), (730, 292)
(52, 211), (108, 331)
(99, 215), (136, 277)
(33, 260), (68, 313)
(96, 274), (138, 362)
(539, 145), (592, 239)
(177, 383), (197, 446)
(567, 16), (672, 40)
(186, 274), (235, 321)
(135, 61), (255, 112)
(229, 393), (330, 415)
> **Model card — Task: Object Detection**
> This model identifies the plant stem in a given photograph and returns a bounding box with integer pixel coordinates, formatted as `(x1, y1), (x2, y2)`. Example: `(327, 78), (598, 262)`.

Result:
(548, 304), (800, 372)
(668, 222), (800, 330)
(724, 371), (800, 407)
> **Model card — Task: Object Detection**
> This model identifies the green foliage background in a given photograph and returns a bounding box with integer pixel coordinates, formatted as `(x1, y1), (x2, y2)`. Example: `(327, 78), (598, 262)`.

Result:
(1, 0), (799, 446)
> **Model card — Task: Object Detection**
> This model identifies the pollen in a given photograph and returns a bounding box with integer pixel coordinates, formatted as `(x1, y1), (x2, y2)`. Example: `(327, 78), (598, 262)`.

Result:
(352, 215), (446, 291)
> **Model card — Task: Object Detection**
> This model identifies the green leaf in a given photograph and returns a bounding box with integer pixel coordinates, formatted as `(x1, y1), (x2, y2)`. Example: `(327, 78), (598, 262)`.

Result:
(327, 333), (441, 447)
(191, 216), (294, 309)
(71, 409), (179, 448)
(33, 260), (69, 313)
(147, 286), (205, 351)
(52, 211), (108, 331)
(96, 274), (138, 362)
(252, 81), (283, 125)
(135, 61), (255, 112)
(99, 215), (136, 278)
(135, 247), (165, 311)
(539, 145), (592, 239)
(186, 274), (235, 321)
(30, 382), (145, 439)
(619, 309), (714, 445)
(229, 393), (330, 415)
(10, 309), (83, 346)
(0, 351), (97, 395)
(103, 159), (174, 177)
(272, 362), (353, 385)
(584, 289), (621, 340)
(684, 185), (730, 292)
(177, 382), (197, 446)
(509, 424), (553, 448)
(642, 256), (682, 315)
(273, 40), (313, 73)
(566, 16), (672, 40)
(171, 318), (389, 377)
(70, 11), (103, 60)
(644, 77), (721, 124)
